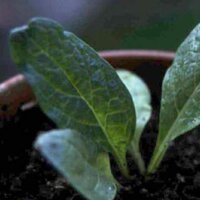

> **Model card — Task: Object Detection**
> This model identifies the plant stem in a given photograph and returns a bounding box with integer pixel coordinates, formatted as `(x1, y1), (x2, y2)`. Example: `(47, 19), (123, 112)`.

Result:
(129, 142), (146, 175)
(147, 141), (168, 175)
(118, 161), (130, 179)
(114, 154), (130, 178)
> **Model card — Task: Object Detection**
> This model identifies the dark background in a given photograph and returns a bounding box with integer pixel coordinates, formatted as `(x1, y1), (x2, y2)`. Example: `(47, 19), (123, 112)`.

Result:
(1, 0), (200, 82)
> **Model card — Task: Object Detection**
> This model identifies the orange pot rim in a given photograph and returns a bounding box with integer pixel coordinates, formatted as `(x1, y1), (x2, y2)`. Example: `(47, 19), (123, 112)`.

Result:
(0, 49), (174, 118)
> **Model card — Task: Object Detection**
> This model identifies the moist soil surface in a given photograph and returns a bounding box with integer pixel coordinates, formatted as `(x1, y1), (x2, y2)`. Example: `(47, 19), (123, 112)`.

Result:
(1, 95), (200, 200)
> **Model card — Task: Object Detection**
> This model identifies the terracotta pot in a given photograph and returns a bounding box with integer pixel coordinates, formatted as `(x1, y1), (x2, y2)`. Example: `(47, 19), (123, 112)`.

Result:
(0, 50), (174, 119)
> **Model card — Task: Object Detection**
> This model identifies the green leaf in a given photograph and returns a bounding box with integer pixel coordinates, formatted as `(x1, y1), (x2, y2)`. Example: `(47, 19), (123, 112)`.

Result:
(117, 69), (152, 174)
(9, 17), (136, 176)
(148, 23), (200, 174)
(35, 129), (117, 200)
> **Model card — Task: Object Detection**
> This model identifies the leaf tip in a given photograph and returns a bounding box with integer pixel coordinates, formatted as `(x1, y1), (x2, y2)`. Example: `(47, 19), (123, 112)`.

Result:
(9, 25), (28, 65)
(28, 17), (63, 31)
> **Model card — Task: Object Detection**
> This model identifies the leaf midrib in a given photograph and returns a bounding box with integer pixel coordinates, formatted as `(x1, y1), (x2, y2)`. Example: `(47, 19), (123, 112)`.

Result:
(27, 65), (99, 127)
(161, 71), (200, 142)
(28, 34), (121, 158)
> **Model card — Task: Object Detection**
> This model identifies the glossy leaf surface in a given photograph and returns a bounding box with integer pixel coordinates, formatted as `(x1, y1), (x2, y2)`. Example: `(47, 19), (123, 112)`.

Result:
(35, 129), (117, 200)
(148, 23), (200, 174)
(10, 18), (136, 175)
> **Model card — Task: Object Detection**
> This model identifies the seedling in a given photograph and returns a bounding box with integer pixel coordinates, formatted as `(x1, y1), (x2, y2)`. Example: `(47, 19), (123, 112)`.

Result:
(9, 17), (200, 200)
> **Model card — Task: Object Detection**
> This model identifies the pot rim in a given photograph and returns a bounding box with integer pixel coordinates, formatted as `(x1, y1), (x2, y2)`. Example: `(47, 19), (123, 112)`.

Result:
(100, 49), (174, 61)
(0, 49), (174, 118)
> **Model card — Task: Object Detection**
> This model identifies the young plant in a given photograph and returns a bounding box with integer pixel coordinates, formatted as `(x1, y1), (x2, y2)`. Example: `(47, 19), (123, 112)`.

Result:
(117, 70), (152, 174)
(147, 24), (200, 174)
(9, 17), (200, 200)
(9, 17), (149, 200)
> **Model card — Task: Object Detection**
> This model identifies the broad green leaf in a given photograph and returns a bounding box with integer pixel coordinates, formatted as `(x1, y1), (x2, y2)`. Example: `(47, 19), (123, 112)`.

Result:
(148, 23), (200, 174)
(117, 69), (152, 174)
(9, 17), (136, 176)
(35, 129), (117, 200)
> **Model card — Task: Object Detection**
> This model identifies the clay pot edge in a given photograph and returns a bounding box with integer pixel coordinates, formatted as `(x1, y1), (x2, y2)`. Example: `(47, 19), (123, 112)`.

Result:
(0, 50), (174, 118)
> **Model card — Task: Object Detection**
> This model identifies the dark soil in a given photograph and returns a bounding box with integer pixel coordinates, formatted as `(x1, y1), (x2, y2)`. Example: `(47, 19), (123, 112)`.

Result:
(1, 95), (200, 200)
